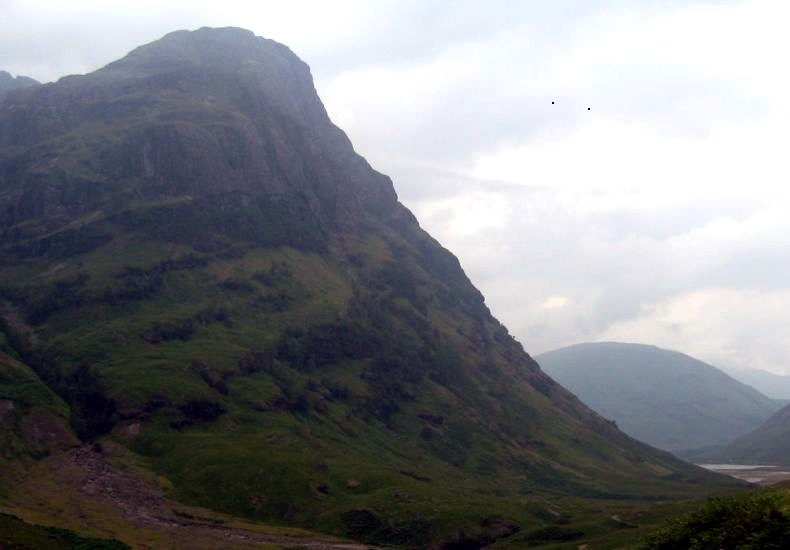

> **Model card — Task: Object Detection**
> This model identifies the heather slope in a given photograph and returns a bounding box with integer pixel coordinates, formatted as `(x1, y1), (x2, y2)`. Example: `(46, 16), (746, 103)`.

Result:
(0, 27), (737, 547)
(537, 342), (782, 453)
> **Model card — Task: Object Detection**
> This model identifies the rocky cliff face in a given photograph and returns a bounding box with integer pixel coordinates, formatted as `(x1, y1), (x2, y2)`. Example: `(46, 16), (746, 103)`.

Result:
(0, 70), (39, 98)
(1, 28), (398, 253)
(0, 27), (735, 548)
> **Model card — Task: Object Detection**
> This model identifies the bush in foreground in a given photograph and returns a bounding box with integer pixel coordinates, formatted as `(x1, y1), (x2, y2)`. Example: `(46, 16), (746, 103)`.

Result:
(642, 491), (790, 549)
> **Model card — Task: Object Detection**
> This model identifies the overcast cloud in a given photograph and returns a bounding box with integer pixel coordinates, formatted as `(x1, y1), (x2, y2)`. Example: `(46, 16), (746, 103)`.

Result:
(2, 0), (788, 374)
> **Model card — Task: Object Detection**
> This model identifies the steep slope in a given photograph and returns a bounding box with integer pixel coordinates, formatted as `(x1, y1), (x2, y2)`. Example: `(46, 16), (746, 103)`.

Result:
(0, 70), (39, 97)
(696, 404), (790, 466)
(537, 342), (782, 453)
(0, 333), (78, 465)
(723, 367), (790, 400)
(0, 27), (737, 547)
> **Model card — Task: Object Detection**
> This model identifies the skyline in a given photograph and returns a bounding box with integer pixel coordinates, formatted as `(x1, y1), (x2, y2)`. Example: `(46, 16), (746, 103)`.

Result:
(3, 0), (788, 374)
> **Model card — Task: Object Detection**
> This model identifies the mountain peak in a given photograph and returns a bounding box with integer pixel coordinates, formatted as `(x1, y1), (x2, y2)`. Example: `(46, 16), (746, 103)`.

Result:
(0, 26), (400, 234)
(0, 70), (40, 96)
(102, 26), (298, 77)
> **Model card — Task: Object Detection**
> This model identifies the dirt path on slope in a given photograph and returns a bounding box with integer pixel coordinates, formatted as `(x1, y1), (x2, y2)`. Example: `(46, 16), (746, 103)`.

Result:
(3, 443), (371, 549)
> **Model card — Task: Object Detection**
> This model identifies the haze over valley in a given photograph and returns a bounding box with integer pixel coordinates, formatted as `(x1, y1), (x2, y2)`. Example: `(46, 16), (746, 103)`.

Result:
(538, 342), (785, 455)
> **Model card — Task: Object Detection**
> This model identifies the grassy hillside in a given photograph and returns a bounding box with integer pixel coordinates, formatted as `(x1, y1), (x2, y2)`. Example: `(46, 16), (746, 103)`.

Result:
(537, 342), (782, 453)
(0, 513), (129, 550)
(1, 240), (736, 546)
(0, 340), (77, 474)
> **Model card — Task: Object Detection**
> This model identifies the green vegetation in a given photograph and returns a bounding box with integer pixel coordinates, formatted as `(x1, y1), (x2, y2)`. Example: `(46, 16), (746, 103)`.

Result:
(0, 233), (740, 546)
(0, 513), (129, 549)
(641, 490), (790, 549)
(0, 348), (76, 465)
(0, 350), (68, 416)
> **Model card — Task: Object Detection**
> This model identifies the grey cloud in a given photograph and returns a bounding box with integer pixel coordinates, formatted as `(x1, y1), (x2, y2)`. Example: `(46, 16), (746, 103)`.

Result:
(1, 0), (787, 373)
(404, 163), (789, 368)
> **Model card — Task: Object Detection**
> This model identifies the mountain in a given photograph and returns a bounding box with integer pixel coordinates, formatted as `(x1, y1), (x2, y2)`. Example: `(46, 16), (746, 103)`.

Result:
(723, 367), (790, 400)
(0, 28), (737, 548)
(537, 342), (782, 454)
(0, 70), (39, 96)
(691, 404), (790, 466)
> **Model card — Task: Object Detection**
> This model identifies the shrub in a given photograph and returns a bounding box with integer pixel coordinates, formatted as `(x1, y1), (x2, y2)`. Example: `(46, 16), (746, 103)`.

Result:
(378, 261), (420, 305)
(20, 272), (90, 324)
(12, 226), (112, 259)
(106, 256), (206, 304)
(237, 349), (275, 375)
(254, 291), (291, 312)
(275, 323), (362, 370)
(219, 278), (254, 293)
(253, 262), (292, 286)
(102, 271), (163, 304)
(178, 399), (226, 422)
(320, 378), (351, 401)
(524, 525), (584, 543)
(142, 319), (195, 344)
(641, 492), (790, 549)
(195, 306), (231, 325)
(62, 364), (118, 441)
(191, 360), (229, 395)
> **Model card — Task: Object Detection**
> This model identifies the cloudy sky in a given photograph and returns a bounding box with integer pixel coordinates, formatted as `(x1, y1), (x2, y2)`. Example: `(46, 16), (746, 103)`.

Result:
(2, 0), (789, 374)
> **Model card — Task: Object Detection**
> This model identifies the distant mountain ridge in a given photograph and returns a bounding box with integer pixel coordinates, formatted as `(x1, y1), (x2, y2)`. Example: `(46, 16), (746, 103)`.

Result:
(723, 367), (790, 400)
(0, 70), (39, 96)
(537, 342), (783, 454)
(690, 403), (790, 466)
